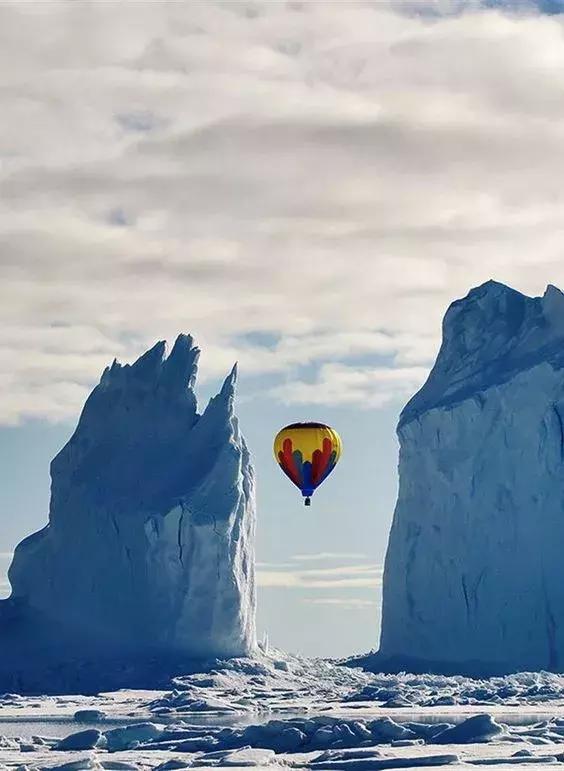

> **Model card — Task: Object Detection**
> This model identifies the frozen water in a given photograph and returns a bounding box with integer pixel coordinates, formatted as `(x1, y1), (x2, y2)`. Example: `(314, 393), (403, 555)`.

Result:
(378, 282), (564, 674)
(432, 716), (505, 744)
(0, 335), (256, 693)
(3, 660), (564, 769)
(55, 730), (104, 751)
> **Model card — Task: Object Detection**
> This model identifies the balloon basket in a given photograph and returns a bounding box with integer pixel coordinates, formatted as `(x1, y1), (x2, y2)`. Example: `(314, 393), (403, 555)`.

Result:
(304, 496), (311, 506)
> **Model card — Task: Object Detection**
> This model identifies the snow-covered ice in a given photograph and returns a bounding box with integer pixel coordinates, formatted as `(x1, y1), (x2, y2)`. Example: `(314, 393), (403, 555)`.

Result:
(3, 658), (564, 770)
(0, 335), (256, 693)
(379, 281), (564, 675)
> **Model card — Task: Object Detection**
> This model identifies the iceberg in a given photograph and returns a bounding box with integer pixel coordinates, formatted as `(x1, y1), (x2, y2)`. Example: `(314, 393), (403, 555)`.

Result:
(0, 334), (256, 691)
(378, 281), (564, 675)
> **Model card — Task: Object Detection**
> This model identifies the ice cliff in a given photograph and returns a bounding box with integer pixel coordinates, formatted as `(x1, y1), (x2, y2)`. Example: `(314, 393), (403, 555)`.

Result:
(0, 334), (256, 691)
(378, 280), (564, 675)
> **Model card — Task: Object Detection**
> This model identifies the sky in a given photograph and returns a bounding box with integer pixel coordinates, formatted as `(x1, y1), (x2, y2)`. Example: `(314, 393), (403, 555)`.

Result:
(3, 0), (564, 657)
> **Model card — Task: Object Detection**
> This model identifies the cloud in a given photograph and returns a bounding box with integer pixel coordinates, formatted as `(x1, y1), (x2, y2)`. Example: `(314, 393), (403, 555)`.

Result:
(2, 1), (564, 421)
(273, 363), (429, 408)
(256, 554), (379, 590)
(291, 552), (370, 561)
(303, 597), (378, 610)
(257, 562), (383, 588)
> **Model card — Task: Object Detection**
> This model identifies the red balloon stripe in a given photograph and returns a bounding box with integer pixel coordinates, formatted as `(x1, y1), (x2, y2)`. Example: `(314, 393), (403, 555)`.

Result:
(278, 437), (301, 486)
(311, 437), (334, 485)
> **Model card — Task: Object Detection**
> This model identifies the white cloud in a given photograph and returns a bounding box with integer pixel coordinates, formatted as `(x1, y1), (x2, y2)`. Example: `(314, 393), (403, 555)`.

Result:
(257, 562), (383, 588)
(303, 597), (378, 610)
(2, 1), (564, 421)
(273, 363), (429, 408)
(291, 552), (370, 561)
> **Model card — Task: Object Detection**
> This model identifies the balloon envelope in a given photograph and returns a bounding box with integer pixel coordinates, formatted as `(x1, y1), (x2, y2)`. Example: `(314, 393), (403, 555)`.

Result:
(273, 422), (342, 502)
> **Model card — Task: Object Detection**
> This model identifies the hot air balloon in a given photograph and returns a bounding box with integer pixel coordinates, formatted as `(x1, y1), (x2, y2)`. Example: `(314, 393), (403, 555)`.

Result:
(273, 422), (342, 506)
